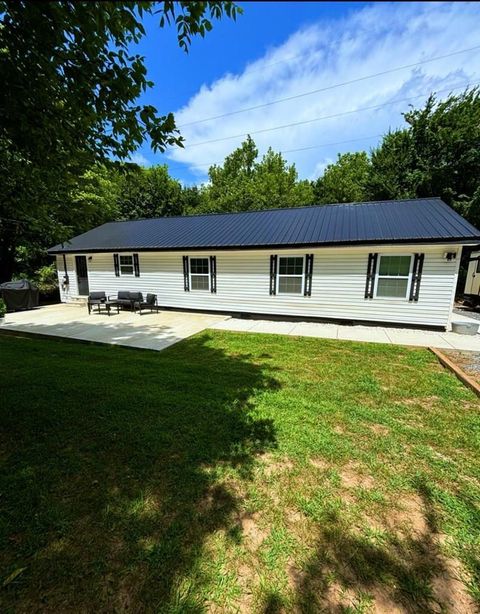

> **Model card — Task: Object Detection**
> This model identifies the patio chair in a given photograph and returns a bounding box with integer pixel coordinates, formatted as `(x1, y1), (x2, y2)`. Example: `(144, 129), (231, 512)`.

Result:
(135, 293), (159, 315)
(87, 291), (106, 315)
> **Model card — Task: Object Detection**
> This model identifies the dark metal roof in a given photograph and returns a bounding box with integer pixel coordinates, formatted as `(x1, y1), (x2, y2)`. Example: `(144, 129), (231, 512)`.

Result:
(48, 198), (480, 254)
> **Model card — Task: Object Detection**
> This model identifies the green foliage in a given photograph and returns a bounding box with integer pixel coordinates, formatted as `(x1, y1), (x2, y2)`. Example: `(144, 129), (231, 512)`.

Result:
(31, 264), (58, 295)
(369, 88), (480, 224)
(0, 299), (6, 318)
(201, 136), (314, 213)
(0, 1), (240, 282)
(369, 129), (417, 200)
(0, 1), (240, 163)
(117, 164), (185, 219)
(313, 152), (371, 204)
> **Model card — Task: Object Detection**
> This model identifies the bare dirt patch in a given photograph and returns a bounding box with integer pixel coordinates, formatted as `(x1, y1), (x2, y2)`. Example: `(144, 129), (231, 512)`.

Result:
(370, 587), (408, 613)
(386, 493), (428, 536)
(431, 556), (477, 613)
(260, 453), (294, 477)
(309, 457), (329, 470)
(370, 423), (390, 436)
(340, 461), (375, 490)
(238, 512), (269, 550)
(320, 581), (363, 612)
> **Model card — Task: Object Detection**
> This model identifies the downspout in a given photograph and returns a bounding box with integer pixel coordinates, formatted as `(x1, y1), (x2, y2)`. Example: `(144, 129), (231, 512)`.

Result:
(62, 252), (69, 284)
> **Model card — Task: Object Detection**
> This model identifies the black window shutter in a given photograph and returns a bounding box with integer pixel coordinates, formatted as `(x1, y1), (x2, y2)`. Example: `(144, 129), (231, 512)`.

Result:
(304, 254), (314, 296)
(409, 253), (424, 302)
(133, 253), (140, 277)
(182, 256), (190, 291)
(365, 253), (378, 299)
(269, 255), (278, 295)
(210, 256), (217, 293)
(113, 253), (120, 277)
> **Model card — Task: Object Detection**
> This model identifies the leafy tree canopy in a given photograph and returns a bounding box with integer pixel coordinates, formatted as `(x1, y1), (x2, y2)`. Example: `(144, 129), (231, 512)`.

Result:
(313, 152), (371, 204)
(202, 136), (314, 213)
(0, 1), (240, 282)
(0, 1), (240, 166)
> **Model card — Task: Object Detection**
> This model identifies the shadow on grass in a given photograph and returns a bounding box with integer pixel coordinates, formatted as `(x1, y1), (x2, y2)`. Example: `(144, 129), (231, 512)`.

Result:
(0, 332), (278, 611)
(278, 477), (475, 613)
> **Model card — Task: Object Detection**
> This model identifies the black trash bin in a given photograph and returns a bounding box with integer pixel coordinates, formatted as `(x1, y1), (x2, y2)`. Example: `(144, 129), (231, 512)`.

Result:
(0, 280), (39, 312)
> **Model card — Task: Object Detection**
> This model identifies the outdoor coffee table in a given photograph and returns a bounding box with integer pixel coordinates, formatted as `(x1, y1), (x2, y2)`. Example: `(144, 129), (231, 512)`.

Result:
(95, 300), (119, 316)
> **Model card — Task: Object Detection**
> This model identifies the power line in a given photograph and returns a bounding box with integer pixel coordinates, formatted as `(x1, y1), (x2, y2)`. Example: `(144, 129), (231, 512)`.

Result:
(180, 80), (479, 149)
(164, 133), (384, 172)
(178, 44), (480, 128)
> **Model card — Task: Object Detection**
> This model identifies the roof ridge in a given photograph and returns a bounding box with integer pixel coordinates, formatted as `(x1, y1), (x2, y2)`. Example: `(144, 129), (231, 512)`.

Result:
(105, 197), (444, 224)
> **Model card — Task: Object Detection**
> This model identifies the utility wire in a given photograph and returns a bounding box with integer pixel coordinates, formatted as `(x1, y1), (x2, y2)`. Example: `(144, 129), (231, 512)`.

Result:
(180, 80), (479, 149)
(178, 44), (480, 128)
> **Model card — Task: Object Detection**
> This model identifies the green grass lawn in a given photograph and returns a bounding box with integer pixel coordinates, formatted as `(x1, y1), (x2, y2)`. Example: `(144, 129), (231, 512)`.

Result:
(0, 331), (479, 613)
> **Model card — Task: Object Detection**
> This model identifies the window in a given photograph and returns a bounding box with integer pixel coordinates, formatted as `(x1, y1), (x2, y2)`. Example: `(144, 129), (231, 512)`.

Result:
(375, 255), (412, 298)
(277, 256), (304, 294)
(476, 259), (480, 274)
(190, 257), (210, 291)
(119, 255), (134, 276)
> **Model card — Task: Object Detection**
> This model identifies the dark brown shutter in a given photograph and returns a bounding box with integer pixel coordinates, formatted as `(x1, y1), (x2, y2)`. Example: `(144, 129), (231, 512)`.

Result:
(304, 254), (314, 296)
(133, 253), (140, 277)
(269, 255), (278, 295)
(210, 256), (217, 293)
(365, 253), (378, 299)
(182, 256), (190, 291)
(409, 253), (424, 302)
(113, 253), (120, 277)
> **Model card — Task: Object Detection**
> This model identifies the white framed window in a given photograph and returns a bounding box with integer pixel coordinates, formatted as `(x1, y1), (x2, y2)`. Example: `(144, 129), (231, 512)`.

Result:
(189, 257), (210, 291)
(277, 256), (305, 295)
(119, 254), (134, 276)
(374, 255), (413, 299)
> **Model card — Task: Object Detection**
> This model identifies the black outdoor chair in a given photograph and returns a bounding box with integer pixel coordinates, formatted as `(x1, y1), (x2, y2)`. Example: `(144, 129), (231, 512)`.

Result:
(87, 291), (106, 314)
(108, 291), (139, 311)
(135, 293), (159, 315)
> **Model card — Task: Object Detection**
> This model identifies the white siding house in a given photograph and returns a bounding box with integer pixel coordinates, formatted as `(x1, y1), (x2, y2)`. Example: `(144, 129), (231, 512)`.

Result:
(49, 199), (480, 331)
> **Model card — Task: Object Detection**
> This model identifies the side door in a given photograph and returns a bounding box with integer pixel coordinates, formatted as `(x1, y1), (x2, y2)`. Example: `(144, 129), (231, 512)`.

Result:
(75, 255), (89, 296)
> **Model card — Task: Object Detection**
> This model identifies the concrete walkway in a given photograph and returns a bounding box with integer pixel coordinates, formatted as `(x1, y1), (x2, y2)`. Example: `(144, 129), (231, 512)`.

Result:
(2, 303), (480, 352)
(0, 303), (228, 351)
(209, 313), (480, 351)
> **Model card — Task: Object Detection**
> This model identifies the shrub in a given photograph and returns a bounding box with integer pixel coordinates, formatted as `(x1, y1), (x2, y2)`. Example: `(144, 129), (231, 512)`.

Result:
(33, 264), (58, 294)
(0, 299), (6, 318)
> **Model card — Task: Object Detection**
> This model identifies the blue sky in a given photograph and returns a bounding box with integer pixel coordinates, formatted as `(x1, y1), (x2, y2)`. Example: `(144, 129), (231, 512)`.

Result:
(131, 2), (480, 185)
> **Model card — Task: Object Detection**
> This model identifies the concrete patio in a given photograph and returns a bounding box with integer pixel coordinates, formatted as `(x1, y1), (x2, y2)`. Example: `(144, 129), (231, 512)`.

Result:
(1, 303), (480, 351)
(0, 303), (228, 351)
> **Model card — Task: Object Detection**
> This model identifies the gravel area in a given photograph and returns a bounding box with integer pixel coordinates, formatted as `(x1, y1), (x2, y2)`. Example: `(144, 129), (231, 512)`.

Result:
(443, 348), (480, 384)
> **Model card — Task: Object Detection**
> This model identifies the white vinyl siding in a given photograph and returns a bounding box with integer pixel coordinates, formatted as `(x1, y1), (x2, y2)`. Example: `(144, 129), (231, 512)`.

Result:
(56, 243), (462, 328)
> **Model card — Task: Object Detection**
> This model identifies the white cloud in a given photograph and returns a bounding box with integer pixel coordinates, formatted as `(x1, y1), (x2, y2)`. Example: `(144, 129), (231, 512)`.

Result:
(165, 2), (480, 181)
(129, 152), (151, 167)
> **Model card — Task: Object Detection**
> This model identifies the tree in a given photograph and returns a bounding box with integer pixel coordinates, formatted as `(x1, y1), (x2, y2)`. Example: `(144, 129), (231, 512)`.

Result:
(369, 89), (480, 225)
(0, 1), (240, 281)
(0, 1), (241, 164)
(202, 136), (314, 213)
(117, 165), (185, 220)
(369, 130), (417, 200)
(404, 89), (480, 226)
(313, 152), (371, 204)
